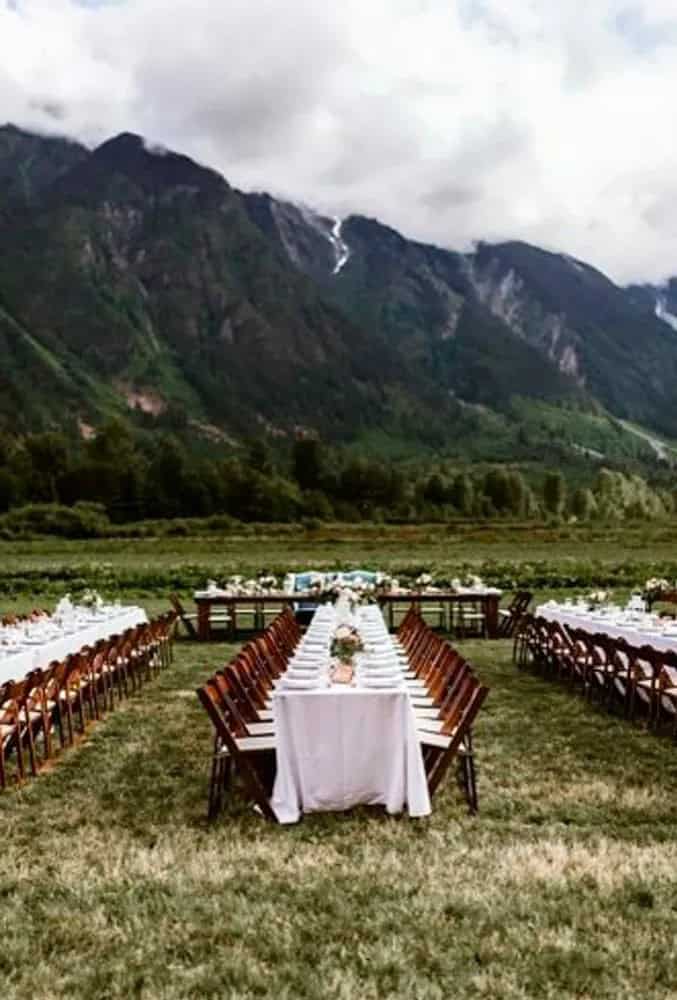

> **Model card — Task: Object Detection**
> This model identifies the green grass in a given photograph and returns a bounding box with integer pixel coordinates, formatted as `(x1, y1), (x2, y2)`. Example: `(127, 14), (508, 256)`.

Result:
(2, 636), (677, 998)
(2, 525), (677, 996)
(4, 519), (677, 605)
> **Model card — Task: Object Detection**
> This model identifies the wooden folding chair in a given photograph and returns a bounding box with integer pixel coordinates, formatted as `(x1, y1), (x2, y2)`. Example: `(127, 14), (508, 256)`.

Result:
(417, 675), (489, 812)
(498, 591), (533, 638)
(196, 679), (277, 821)
(170, 593), (198, 640)
(0, 681), (25, 787)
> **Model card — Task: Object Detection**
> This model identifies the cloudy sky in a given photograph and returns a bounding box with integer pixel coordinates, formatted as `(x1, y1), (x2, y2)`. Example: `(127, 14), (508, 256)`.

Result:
(3, 0), (677, 283)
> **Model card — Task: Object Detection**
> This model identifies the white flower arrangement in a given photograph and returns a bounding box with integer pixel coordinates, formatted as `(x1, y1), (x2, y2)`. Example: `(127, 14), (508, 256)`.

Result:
(80, 589), (103, 610)
(214, 574), (281, 595)
(587, 589), (609, 608)
(644, 578), (671, 598)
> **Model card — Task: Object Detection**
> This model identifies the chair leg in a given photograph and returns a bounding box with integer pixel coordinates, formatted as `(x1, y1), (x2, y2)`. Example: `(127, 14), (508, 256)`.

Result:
(459, 732), (479, 814)
(208, 748), (230, 820)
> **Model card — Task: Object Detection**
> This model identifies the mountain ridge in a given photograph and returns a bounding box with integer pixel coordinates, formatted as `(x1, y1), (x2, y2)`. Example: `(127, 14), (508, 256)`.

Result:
(2, 123), (677, 471)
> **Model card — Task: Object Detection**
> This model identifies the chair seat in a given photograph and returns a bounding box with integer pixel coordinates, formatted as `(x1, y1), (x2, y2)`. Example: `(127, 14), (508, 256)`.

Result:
(236, 735), (276, 752)
(247, 722), (276, 736)
(416, 718), (445, 734)
(259, 709), (274, 722)
(417, 729), (451, 749)
(414, 707), (440, 719)
(411, 696), (436, 707)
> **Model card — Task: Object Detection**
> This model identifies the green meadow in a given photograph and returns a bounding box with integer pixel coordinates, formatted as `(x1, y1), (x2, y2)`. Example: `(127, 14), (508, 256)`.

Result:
(1, 523), (677, 998)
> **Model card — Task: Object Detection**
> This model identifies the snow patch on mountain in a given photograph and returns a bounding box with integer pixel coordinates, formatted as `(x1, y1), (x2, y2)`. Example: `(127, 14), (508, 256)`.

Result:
(655, 296), (677, 332)
(329, 217), (350, 275)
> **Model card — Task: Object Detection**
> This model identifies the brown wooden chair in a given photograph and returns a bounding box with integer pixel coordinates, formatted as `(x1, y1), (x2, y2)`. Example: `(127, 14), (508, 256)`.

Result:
(451, 599), (486, 639)
(170, 593), (198, 640)
(196, 678), (277, 821)
(416, 674), (489, 812)
(498, 591), (532, 638)
(0, 681), (25, 787)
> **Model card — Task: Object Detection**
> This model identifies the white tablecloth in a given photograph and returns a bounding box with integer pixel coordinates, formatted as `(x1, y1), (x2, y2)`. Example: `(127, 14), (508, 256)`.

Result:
(536, 606), (677, 654)
(0, 607), (149, 684)
(271, 687), (431, 824)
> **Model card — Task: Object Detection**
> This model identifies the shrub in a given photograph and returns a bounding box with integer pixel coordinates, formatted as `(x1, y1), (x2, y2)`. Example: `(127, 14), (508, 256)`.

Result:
(0, 502), (110, 539)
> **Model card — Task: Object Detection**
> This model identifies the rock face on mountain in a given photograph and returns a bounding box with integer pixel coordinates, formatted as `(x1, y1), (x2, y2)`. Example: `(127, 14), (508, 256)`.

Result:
(245, 196), (677, 438)
(3, 123), (677, 452)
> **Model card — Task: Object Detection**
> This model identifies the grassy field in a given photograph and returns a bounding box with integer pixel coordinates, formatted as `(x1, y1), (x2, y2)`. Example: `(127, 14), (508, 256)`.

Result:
(3, 525), (677, 997)
(2, 637), (677, 998)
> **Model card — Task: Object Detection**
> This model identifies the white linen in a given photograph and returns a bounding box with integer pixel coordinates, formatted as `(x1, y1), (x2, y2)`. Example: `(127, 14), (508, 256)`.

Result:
(271, 687), (430, 823)
(536, 604), (677, 653)
(0, 607), (148, 684)
(271, 603), (431, 823)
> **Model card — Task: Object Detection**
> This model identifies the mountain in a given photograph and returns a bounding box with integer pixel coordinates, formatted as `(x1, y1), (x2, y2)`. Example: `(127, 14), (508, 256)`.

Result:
(244, 196), (677, 441)
(2, 123), (677, 471)
(0, 124), (87, 209)
(0, 127), (438, 441)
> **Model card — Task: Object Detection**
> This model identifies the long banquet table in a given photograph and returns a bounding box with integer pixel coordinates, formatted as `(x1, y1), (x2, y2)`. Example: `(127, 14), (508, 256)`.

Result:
(536, 604), (677, 654)
(270, 603), (432, 823)
(0, 606), (149, 685)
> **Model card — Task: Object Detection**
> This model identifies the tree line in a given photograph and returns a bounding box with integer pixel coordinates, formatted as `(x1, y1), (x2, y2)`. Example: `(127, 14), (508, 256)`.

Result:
(0, 422), (673, 528)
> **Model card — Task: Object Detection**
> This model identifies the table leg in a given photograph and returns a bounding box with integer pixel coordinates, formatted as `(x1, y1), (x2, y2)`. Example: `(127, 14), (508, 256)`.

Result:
(486, 596), (499, 639)
(197, 601), (211, 642)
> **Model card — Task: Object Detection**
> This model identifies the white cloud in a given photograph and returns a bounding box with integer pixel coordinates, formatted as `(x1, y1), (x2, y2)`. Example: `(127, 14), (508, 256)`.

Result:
(3, 0), (677, 283)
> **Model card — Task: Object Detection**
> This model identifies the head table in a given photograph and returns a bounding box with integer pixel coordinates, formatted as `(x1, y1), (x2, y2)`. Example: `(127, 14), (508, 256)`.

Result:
(192, 588), (502, 640)
(270, 602), (432, 823)
(0, 606), (149, 685)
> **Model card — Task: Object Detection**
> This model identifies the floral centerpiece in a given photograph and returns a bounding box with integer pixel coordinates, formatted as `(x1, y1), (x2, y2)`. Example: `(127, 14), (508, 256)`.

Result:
(80, 589), (104, 611)
(329, 623), (363, 684)
(587, 589), (610, 609)
(643, 578), (672, 607)
(331, 624), (364, 663)
(214, 575), (281, 596)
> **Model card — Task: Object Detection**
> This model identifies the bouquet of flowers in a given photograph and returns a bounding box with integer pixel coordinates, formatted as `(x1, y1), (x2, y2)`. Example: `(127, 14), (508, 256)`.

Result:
(587, 589), (609, 609)
(643, 578), (671, 603)
(218, 575), (280, 595)
(331, 624), (364, 663)
(375, 575), (404, 594)
(80, 589), (104, 611)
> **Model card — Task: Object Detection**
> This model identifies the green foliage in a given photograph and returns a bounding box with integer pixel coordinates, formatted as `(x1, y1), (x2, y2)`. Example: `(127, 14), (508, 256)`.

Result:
(570, 487), (597, 520)
(543, 471), (567, 516)
(0, 502), (110, 539)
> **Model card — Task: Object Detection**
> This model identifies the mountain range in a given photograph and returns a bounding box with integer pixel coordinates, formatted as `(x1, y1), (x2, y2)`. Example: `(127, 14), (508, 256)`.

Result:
(2, 122), (677, 472)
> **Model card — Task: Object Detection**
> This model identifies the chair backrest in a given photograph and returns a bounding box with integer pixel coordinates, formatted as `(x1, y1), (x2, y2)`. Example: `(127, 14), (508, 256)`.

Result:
(170, 593), (186, 615)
